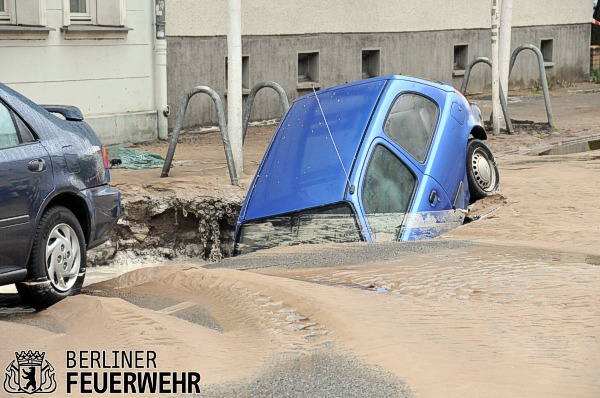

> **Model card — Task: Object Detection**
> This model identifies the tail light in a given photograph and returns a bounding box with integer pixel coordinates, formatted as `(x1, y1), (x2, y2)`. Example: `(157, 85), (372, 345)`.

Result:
(101, 145), (111, 182)
(101, 145), (109, 169)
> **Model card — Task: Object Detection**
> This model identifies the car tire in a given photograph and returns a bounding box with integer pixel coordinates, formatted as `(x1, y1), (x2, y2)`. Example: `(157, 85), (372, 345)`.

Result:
(17, 206), (86, 310)
(466, 139), (499, 203)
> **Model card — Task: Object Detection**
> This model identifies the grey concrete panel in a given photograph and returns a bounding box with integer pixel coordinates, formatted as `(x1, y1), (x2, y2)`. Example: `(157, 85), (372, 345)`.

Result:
(167, 24), (589, 130)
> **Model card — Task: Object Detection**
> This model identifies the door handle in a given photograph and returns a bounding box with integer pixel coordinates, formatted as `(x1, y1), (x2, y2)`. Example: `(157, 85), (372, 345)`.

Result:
(429, 189), (441, 206)
(28, 158), (46, 172)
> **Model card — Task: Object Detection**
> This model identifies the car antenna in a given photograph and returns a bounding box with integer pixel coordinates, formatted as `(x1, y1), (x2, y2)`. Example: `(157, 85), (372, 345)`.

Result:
(312, 86), (351, 188)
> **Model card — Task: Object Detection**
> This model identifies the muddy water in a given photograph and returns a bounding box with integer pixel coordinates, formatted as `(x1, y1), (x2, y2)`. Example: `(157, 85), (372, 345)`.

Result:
(253, 244), (600, 398)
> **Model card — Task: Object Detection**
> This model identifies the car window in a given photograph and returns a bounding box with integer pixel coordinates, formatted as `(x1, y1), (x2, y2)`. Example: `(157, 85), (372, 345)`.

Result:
(383, 93), (439, 163)
(361, 145), (417, 241)
(0, 102), (19, 148)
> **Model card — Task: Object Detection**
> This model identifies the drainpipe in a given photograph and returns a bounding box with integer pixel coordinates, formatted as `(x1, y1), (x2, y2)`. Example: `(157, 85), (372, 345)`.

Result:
(491, 0), (501, 135)
(227, 0), (243, 175)
(498, 0), (513, 123)
(155, 0), (169, 140)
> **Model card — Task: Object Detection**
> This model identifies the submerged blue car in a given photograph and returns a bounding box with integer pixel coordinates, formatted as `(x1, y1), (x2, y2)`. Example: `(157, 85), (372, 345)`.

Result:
(0, 83), (120, 308)
(233, 75), (499, 255)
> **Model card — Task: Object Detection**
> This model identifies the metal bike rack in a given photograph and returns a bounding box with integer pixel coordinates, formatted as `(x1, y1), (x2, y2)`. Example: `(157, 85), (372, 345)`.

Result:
(460, 57), (514, 134)
(242, 81), (290, 144)
(160, 86), (238, 186)
(509, 44), (554, 127)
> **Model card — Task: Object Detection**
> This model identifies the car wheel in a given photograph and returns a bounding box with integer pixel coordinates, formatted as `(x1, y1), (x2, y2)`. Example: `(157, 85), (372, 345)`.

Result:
(17, 206), (86, 309)
(466, 139), (499, 203)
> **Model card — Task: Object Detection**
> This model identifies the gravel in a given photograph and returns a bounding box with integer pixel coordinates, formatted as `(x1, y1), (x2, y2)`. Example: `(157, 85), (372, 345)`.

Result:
(200, 350), (415, 398)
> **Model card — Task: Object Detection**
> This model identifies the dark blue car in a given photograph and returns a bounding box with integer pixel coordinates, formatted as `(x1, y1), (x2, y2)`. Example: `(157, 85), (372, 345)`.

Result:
(0, 83), (120, 308)
(233, 75), (499, 255)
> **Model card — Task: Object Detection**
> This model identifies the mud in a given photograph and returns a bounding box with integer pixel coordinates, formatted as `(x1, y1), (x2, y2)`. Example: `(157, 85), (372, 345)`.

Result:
(107, 185), (243, 264)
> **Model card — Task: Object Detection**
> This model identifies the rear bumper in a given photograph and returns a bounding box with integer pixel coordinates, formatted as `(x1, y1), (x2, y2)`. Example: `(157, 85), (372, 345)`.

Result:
(82, 185), (121, 250)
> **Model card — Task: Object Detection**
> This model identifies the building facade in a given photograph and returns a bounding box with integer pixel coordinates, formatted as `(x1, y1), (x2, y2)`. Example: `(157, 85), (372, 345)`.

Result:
(0, 0), (160, 145)
(166, 0), (592, 129)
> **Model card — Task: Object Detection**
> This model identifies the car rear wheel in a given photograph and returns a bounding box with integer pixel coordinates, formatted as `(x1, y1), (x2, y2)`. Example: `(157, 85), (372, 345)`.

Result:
(466, 139), (499, 203)
(17, 206), (86, 309)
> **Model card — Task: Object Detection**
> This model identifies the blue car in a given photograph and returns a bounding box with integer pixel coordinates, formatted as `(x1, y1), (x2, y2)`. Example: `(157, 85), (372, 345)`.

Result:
(233, 75), (499, 255)
(0, 83), (120, 308)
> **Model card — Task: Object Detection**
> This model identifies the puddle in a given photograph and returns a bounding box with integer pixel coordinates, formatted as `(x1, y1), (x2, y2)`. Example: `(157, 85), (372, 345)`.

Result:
(538, 137), (600, 156)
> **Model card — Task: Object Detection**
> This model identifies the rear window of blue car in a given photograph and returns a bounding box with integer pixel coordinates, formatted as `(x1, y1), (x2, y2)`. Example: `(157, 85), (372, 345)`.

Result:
(235, 202), (362, 256)
(383, 93), (439, 163)
(244, 80), (386, 221)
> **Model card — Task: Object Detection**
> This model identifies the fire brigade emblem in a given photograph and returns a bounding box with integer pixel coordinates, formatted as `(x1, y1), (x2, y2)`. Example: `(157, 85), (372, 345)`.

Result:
(4, 350), (57, 394)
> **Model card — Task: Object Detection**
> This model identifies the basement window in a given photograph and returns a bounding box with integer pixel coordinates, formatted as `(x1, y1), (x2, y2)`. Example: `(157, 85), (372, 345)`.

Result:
(297, 51), (320, 89)
(541, 39), (554, 68)
(453, 44), (468, 77)
(225, 55), (250, 94)
(362, 49), (381, 79)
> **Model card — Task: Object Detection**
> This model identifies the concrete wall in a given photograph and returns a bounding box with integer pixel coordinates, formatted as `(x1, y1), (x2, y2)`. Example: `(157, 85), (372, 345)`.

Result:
(0, 0), (157, 144)
(167, 24), (590, 129)
(166, 0), (592, 36)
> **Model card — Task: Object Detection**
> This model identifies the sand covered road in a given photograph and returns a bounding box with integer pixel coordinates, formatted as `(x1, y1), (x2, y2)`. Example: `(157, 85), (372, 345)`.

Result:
(2, 236), (598, 397)
(2, 152), (600, 397)
(446, 151), (600, 256)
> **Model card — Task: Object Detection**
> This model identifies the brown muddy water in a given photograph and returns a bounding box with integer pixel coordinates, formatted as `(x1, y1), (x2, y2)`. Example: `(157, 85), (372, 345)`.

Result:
(251, 243), (600, 398)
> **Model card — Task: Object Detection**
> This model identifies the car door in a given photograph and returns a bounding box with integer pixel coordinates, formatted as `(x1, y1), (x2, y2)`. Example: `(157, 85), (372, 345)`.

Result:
(357, 142), (420, 242)
(0, 100), (53, 272)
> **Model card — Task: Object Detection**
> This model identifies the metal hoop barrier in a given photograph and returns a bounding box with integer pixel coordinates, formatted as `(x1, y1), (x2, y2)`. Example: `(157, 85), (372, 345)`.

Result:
(242, 81), (290, 144)
(460, 57), (514, 134)
(160, 86), (239, 186)
(509, 44), (554, 127)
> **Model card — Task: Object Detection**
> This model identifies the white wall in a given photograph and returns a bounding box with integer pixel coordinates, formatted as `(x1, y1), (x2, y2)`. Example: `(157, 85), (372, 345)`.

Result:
(0, 0), (155, 118)
(166, 0), (593, 37)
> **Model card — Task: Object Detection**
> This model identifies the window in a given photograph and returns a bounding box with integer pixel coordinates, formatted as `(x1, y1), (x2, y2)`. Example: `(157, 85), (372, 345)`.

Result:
(297, 51), (320, 86)
(65, 0), (126, 27)
(0, 102), (19, 148)
(225, 55), (250, 90)
(361, 145), (417, 242)
(541, 38), (554, 67)
(1, 1), (48, 26)
(0, 0), (11, 24)
(0, 102), (34, 147)
(383, 93), (439, 163)
(70, 0), (91, 22)
(362, 49), (380, 79)
(453, 44), (468, 76)
(235, 203), (362, 255)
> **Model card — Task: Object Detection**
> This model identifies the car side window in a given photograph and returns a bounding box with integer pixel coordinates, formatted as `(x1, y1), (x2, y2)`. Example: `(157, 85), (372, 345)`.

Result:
(0, 102), (19, 149)
(361, 145), (417, 242)
(383, 93), (439, 163)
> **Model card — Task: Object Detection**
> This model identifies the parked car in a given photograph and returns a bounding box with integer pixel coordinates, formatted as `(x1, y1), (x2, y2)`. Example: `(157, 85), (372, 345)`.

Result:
(233, 75), (499, 255)
(0, 83), (120, 309)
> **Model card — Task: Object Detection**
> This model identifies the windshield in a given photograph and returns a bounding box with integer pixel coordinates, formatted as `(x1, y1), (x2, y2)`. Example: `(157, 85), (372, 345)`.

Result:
(243, 80), (386, 221)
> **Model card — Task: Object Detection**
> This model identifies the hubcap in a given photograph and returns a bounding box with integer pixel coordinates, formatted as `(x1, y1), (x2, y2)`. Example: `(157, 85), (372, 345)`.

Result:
(471, 148), (496, 191)
(45, 223), (80, 292)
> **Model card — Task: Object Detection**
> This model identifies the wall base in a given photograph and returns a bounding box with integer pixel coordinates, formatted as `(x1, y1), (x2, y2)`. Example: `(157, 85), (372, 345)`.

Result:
(86, 110), (158, 146)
